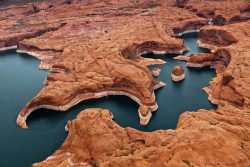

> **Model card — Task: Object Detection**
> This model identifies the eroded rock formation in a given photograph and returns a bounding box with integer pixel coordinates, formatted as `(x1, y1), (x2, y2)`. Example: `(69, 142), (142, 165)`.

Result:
(0, 0), (249, 166)
(171, 66), (185, 81)
(181, 22), (250, 108)
(151, 67), (161, 77)
(174, 22), (250, 128)
(182, 0), (250, 25)
(138, 105), (152, 125)
(0, 0), (210, 128)
(33, 108), (250, 167)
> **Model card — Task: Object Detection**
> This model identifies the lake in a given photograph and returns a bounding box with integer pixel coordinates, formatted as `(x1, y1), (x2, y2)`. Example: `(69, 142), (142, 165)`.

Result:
(0, 33), (216, 166)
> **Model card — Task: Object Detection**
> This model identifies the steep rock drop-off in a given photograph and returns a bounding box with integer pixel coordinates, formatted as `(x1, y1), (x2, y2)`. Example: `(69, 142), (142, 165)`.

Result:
(33, 108), (250, 167)
(0, 0), (249, 166)
(177, 0), (250, 25)
(176, 22), (250, 108)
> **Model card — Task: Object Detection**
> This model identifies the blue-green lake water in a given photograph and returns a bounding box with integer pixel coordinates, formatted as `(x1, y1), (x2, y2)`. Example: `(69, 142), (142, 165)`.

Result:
(0, 33), (216, 166)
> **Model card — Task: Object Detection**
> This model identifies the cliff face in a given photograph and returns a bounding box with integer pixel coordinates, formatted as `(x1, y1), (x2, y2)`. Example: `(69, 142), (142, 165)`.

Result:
(33, 108), (250, 167)
(181, 0), (250, 25)
(0, 0), (249, 166)
(176, 21), (250, 109)
(197, 22), (250, 109)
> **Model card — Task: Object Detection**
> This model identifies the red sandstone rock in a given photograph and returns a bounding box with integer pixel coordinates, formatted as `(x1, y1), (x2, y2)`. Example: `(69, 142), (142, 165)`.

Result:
(33, 108), (250, 167)
(138, 105), (152, 125)
(183, 0), (250, 25)
(184, 22), (250, 109)
(173, 55), (189, 61)
(171, 66), (185, 81)
(151, 67), (161, 77)
(0, 0), (249, 166)
(0, 0), (209, 128)
(179, 53), (222, 68)
(172, 66), (184, 76)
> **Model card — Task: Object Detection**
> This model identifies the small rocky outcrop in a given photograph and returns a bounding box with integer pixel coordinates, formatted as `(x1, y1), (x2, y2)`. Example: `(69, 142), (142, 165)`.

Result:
(138, 105), (152, 125)
(171, 66), (185, 81)
(151, 67), (161, 77)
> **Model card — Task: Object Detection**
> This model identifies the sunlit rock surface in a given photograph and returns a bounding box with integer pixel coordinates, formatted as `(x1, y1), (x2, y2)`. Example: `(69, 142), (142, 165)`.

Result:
(171, 66), (185, 81)
(0, 0), (208, 128)
(179, 22), (250, 109)
(199, 23), (249, 109)
(151, 67), (161, 77)
(181, 0), (250, 25)
(33, 108), (250, 167)
(0, 0), (249, 166)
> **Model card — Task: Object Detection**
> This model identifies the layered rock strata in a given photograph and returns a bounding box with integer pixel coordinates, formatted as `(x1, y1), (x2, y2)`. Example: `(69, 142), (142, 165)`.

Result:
(33, 108), (250, 167)
(0, 0), (210, 128)
(0, 1), (249, 166)
(171, 66), (185, 81)
(198, 23), (250, 108)
(176, 22), (250, 109)
(180, 0), (250, 25)
(151, 67), (161, 77)
(138, 105), (152, 125)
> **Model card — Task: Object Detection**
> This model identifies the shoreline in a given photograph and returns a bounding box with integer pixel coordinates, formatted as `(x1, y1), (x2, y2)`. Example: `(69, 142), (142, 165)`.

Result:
(171, 73), (185, 81)
(0, 45), (17, 52)
(174, 29), (200, 37)
(16, 87), (167, 128)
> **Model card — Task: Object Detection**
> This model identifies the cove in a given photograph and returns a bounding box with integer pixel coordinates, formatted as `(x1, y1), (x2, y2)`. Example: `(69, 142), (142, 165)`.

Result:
(0, 33), (216, 167)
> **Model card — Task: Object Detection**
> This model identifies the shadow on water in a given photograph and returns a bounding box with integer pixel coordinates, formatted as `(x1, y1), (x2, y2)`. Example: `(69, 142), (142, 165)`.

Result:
(0, 32), (217, 167)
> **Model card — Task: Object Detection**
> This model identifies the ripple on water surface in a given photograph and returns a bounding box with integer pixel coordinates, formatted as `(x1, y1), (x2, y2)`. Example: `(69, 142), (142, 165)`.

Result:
(0, 33), (216, 167)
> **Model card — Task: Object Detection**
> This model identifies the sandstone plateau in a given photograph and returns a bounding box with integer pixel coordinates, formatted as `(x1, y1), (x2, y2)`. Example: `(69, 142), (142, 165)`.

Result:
(0, 0), (249, 166)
